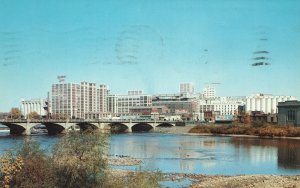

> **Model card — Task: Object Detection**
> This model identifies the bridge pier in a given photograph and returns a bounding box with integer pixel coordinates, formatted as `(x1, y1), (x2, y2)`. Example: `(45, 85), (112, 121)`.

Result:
(127, 120), (132, 133)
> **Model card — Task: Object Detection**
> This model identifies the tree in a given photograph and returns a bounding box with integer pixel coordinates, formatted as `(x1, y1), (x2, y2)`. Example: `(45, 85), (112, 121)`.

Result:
(10, 108), (21, 119)
(28, 111), (40, 119)
(0, 131), (163, 188)
(12, 141), (57, 188)
(52, 129), (109, 188)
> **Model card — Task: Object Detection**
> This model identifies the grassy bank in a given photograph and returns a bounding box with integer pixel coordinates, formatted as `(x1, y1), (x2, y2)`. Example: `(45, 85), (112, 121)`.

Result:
(189, 124), (300, 137)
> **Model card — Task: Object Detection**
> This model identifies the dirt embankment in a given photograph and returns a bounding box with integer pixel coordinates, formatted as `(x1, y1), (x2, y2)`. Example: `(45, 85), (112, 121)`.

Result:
(190, 174), (300, 188)
(111, 170), (300, 188)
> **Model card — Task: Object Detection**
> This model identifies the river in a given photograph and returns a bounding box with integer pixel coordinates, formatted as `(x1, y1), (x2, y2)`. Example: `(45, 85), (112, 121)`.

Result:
(0, 131), (300, 175)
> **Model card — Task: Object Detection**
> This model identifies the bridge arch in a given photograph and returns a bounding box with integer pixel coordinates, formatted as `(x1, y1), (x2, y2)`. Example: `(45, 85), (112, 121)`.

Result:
(107, 123), (129, 133)
(76, 122), (99, 131)
(156, 122), (175, 127)
(0, 123), (41, 135)
(43, 122), (68, 135)
(132, 123), (154, 132)
(1, 123), (26, 135)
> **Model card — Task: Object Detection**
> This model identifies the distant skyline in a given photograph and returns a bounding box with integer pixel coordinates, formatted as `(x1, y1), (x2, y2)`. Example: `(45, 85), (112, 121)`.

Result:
(1, 0), (300, 111)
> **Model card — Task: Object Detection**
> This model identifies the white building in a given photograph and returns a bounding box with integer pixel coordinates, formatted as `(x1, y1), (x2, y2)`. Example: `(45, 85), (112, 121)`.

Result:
(51, 83), (81, 118)
(107, 90), (152, 116)
(20, 98), (47, 118)
(199, 96), (246, 115)
(51, 82), (109, 119)
(214, 97), (246, 115)
(203, 85), (216, 98)
(180, 83), (195, 95)
(98, 85), (108, 113)
(246, 93), (297, 114)
(79, 82), (97, 118)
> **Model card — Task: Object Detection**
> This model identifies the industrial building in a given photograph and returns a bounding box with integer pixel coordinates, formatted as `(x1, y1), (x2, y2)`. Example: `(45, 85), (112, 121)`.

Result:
(277, 100), (300, 127)
(246, 93), (297, 114)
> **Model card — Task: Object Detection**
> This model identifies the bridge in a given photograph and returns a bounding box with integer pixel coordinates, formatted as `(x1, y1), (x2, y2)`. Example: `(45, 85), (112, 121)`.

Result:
(0, 119), (179, 135)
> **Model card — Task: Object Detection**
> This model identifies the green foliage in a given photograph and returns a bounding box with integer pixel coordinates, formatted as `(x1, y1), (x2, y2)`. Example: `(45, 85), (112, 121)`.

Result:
(1, 140), (56, 188)
(52, 129), (108, 188)
(0, 130), (164, 188)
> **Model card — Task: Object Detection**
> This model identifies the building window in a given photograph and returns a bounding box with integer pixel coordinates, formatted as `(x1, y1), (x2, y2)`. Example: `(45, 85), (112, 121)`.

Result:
(287, 110), (296, 121)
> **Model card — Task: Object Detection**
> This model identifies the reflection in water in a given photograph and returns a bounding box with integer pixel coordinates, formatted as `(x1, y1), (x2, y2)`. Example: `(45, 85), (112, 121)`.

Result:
(1, 132), (300, 175)
(278, 140), (300, 169)
(230, 137), (300, 170)
(109, 134), (300, 175)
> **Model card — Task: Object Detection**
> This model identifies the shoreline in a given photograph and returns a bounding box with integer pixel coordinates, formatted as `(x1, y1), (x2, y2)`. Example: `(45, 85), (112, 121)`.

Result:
(112, 169), (300, 188)
(154, 126), (300, 140)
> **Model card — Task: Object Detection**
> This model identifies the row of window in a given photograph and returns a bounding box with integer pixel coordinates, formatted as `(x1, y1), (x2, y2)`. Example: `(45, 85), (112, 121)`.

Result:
(287, 110), (296, 121)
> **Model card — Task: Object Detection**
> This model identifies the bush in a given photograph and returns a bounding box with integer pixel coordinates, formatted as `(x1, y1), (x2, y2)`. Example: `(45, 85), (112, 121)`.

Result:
(52, 129), (109, 188)
(0, 130), (164, 188)
(189, 124), (300, 137)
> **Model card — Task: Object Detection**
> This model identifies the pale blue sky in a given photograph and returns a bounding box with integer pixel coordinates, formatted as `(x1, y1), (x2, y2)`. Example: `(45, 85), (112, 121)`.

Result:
(1, 0), (300, 111)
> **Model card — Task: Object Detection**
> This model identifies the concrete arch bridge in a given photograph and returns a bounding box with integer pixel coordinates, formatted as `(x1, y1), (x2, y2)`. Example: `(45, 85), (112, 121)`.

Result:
(0, 119), (178, 136)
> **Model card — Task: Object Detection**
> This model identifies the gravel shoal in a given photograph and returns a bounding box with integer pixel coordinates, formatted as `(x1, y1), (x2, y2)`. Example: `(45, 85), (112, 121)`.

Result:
(108, 157), (142, 166)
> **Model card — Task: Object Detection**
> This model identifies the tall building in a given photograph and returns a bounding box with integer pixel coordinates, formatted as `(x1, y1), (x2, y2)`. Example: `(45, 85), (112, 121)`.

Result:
(203, 85), (216, 98)
(51, 82), (108, 119)
(246, 93), (297, 114)
(20, 98), (47, 118)
(107, 94), (118, 114)
(180, 83), (195, 94)
(79, 82), (97, 118)
(98, 85), (108, 114)
(51, 83), (81, 118)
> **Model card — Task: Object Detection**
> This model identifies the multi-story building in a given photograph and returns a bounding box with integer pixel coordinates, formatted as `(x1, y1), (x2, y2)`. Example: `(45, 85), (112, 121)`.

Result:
(180, 83), (195, 95)
(246, 93), (297, 114)
(20, 98), (47, 118)
(203, 85), (216, 98)
(152, 94), (199, 114)
(199, 96), (246, 116)
(79, 82), (97, 118)
(107, 90), (152, 116)
(51, 83), (81, 118)
(98, 85), (108, 113)
(51, 82), (109, 119)
(107, 94), (118, 114)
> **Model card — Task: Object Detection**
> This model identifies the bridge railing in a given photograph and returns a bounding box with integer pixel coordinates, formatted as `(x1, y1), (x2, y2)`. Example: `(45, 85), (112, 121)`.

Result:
(0, 118), (181, 124)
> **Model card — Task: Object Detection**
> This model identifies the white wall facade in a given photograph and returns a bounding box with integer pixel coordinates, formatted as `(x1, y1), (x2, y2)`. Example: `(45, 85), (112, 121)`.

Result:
(20, 99), (47, 118)
(107, 91), (152, 116)
(180, 83), (195, 94)
(203, 85), (216, 98)
(199, 97), (246, 115)
(51, 83), (81, 118)
(246, 93), (297, 114)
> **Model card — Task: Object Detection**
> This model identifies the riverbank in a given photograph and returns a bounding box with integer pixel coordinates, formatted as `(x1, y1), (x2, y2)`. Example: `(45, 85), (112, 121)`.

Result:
(111, 169), (300, 188)
(109, 155), (300, 187)
(165, 173), (300, 188)
(188, 124), (300, 137)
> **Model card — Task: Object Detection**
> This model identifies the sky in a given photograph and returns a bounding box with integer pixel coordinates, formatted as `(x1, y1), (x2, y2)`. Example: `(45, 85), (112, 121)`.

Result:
(0, 0), (300, 111)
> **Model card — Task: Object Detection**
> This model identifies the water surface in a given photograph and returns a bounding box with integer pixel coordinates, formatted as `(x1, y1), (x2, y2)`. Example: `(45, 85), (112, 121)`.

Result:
(1, 131), (300, 175)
